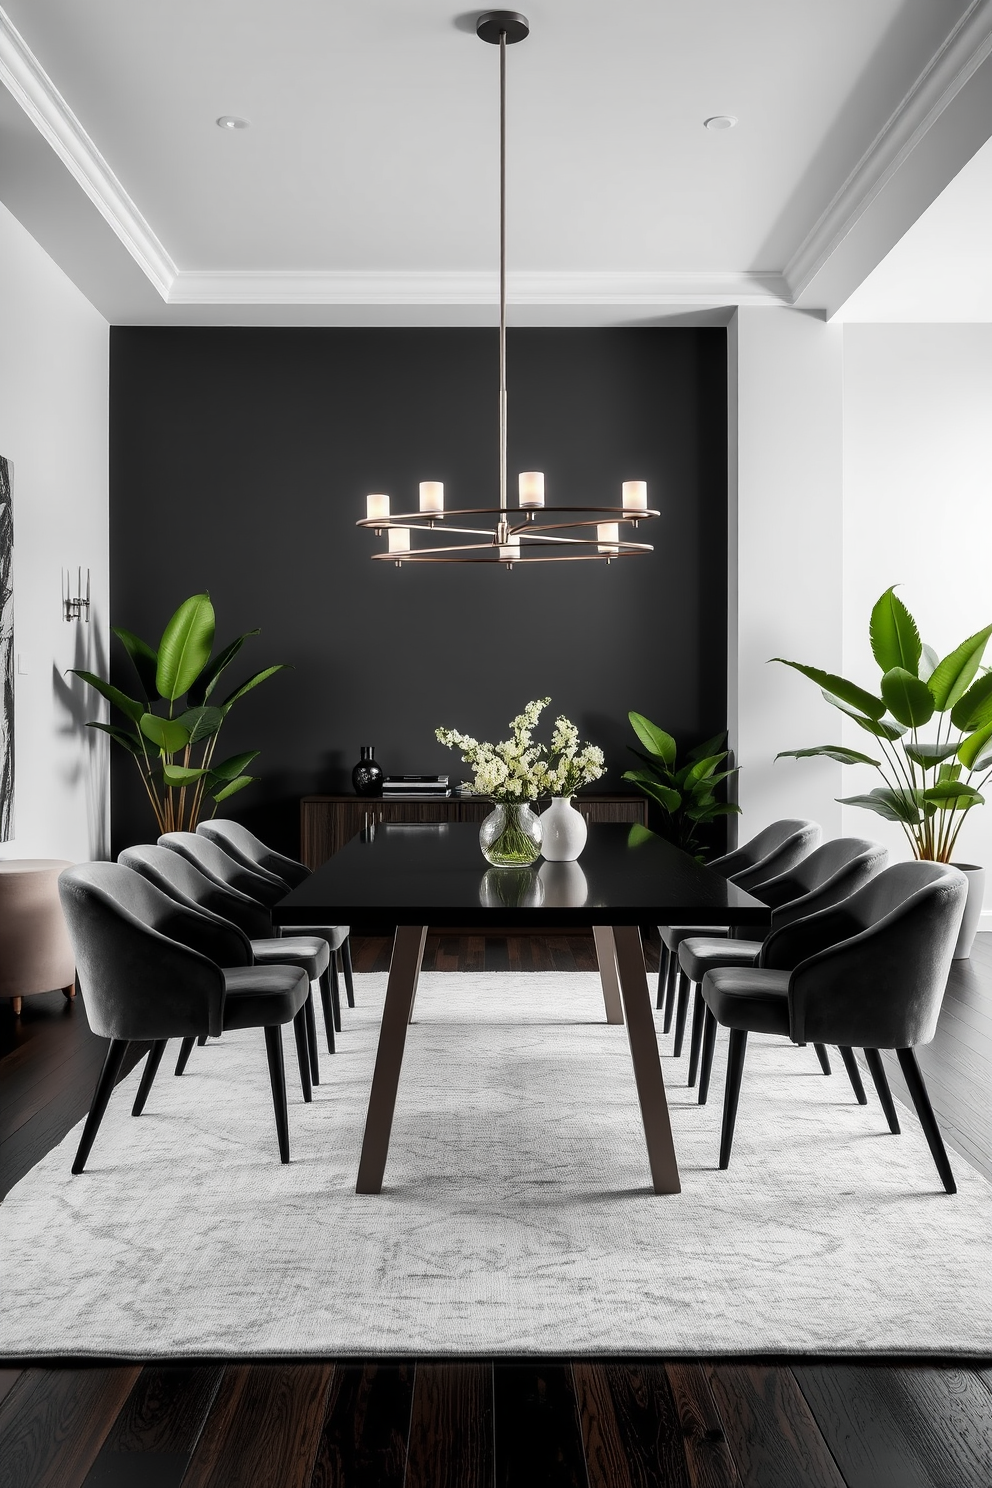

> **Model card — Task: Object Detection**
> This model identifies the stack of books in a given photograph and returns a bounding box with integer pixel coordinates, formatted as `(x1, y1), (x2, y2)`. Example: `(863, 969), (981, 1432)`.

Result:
(381, 774), (451, 797)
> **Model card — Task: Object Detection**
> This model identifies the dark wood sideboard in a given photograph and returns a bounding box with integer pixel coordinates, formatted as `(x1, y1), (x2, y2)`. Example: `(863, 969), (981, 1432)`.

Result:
(300, 794), (648, 870)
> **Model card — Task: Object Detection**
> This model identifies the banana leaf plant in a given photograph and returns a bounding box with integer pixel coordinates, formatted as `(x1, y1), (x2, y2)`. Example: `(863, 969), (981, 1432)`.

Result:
(71, 592), (287, 835)
(622, 711), (741, 860)
(774, 586), (992, 862)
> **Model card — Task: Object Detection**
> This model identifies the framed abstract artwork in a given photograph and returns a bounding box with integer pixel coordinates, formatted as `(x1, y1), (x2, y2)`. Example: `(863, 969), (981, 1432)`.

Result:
(0, 455), (12, 840)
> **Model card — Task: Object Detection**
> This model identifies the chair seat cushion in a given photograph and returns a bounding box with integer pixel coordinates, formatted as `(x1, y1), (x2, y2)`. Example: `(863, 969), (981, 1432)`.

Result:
(283, 924), (349, 953)
(250, 936), (330, 980)
(221, 965), (309, 1030)
(679, 936), (762, 982)
(659, 924), (729, 952)
(701, 966), (791, 1036)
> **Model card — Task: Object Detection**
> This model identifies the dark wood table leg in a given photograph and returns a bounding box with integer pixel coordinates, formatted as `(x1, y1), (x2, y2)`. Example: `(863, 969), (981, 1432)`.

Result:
(611, 924), (681, 1195)
(356, 924), (428, 1194)
(592, 925), (625, 1024)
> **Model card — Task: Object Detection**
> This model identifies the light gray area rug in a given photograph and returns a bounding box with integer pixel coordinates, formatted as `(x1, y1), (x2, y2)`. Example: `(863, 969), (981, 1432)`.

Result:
(2, 971), (990, 1358)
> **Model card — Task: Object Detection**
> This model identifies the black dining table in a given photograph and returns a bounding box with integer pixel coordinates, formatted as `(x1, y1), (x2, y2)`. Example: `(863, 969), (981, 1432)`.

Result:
(273, 821), (770, 1195)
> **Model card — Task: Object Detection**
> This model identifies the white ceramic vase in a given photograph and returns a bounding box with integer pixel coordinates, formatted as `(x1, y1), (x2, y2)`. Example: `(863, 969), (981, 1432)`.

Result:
(951, 863), (986, 960)
(540, 796), (588, 861)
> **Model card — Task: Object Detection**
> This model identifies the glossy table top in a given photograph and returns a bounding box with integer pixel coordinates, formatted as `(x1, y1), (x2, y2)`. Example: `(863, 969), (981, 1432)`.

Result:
(273, 822), (771, 930)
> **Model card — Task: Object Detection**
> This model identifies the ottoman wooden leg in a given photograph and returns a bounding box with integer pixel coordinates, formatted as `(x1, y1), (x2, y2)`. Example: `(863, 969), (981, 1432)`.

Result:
(12, 996), (22, 1015)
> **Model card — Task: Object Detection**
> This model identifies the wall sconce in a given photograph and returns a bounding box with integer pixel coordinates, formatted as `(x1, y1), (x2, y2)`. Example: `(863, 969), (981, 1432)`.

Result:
(62, 567), (91, 623)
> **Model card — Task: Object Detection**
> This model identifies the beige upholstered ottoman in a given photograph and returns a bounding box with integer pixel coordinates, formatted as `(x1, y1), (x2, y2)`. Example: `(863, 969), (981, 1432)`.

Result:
(0, 859), (76, 1014)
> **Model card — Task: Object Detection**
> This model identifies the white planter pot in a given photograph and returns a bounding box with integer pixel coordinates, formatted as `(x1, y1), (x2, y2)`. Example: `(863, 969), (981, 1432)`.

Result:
(540, 797), (588, 861)
(951, 863), (986, 960)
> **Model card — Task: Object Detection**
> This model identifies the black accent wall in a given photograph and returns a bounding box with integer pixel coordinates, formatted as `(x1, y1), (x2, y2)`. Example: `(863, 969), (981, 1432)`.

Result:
(110, 327), (727, 855)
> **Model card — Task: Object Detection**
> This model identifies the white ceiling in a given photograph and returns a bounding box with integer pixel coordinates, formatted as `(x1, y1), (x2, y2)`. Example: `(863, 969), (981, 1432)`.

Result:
(1, 0), (991, 323)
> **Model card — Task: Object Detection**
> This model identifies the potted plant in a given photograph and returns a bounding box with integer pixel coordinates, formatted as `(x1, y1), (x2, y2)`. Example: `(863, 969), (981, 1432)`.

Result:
(72, 592), (287, 835)
(621, 712), (741, 860)
(773, 585), (991, 957)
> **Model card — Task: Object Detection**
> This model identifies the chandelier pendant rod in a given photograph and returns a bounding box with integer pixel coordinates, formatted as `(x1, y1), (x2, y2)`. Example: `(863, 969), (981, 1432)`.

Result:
(498, 28), (508, 530)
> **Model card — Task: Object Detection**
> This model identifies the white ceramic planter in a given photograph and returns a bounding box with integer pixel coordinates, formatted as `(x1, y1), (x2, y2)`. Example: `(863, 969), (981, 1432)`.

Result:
(540, 797), (588, 861)
(951, 863), (986, 960)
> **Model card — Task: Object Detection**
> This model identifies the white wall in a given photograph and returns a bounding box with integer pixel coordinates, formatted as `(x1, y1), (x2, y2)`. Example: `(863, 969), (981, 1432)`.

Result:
(843, 324), (992, 918)
(729, 308), (845, 842)
(0, 200), (110, 862)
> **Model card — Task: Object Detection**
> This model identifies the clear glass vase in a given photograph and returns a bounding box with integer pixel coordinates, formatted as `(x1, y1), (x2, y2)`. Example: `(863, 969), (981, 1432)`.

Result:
(479, 801), (543, 866)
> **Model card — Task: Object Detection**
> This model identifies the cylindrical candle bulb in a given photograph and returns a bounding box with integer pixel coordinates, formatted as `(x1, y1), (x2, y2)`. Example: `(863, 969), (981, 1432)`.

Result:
(597, 522), (620, 555)
(419, 480), (444, 514)
(366, 493), (390, 522)
(499, 539), (521, 564)
(388, 527), (411, 554)
(518, 472), (545, 509)
(622, 480), (647, 512)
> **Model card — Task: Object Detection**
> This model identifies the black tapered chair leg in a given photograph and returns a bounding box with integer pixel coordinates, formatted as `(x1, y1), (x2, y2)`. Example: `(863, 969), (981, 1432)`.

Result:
(662, 953), (678, 1033)
(896, 1047), (956, 1194)
(263, 1025), (291, 1163)
(838, 1045), (868, 1104)
(304, 989), (320, 1087)
(687, 987), (705, 1087)
(196, 1034), (207, 1047)
(317, 969), (336, 1054)
(132, 1040), (167, 1116)
(656, 944), (670, 1011)
(329, 959), (342, 1034)
(672, 971), (691, 1056)
(72, 1039), (129, 1174)
(719, 1028), (749, 1169)
(292, 1008), (313, 1104)
(341, 939), (356, 1008)
(175, 1036), (196, 1076)
(864, 1048), (900, 1134)
(698, 1007), (718, 1105)
(813, 1043), (832, 1075)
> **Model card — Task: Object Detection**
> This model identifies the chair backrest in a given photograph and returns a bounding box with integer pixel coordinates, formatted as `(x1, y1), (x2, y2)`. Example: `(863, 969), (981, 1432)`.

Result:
(197, 819), (310, 890)
(58, 863), (246, 1042)
(709, 819), (820, 885)
(760, 838), (888, 921)
(781, 862), (968, 1049)
(119, 844), (268, 942)
(159, 832), (286, 908)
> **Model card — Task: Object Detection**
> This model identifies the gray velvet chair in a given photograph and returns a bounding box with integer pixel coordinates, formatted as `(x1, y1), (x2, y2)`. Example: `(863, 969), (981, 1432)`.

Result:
(658, 818), (822, 1027)
(697, 861), (968, 1191)
(58, 863), (311, 1172)
(194, 820), (356, 1017)
(119, 843), (335, 1070)
(675, 837), (889, 1085)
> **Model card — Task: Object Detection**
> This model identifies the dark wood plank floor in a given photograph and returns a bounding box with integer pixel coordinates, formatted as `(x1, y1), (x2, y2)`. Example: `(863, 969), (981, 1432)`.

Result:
(1, 932), (991, 1488)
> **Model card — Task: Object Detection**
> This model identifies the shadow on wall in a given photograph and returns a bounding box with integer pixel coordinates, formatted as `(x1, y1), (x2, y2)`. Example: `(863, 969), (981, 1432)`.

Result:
(53, 615), (110, 860)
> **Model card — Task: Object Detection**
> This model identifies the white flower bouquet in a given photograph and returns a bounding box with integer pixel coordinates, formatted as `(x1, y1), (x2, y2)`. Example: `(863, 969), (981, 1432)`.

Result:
(436, 697), (552, 803)
(533, 715), (606, 800)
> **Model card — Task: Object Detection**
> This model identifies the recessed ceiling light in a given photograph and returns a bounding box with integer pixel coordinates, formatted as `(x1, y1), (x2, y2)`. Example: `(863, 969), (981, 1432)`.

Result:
(216, 116), (249, 130)
(704, 115), (738, 131)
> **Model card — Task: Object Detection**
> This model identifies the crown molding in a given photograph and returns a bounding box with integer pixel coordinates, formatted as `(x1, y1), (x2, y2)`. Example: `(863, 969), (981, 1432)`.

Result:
(785, 0), (992, 301)
(0, 6), (176, 299)
(169, 269), (791, 308)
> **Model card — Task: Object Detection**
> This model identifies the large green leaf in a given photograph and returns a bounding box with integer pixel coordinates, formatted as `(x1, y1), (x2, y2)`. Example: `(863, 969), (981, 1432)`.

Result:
(870, 587), (921, 676)
(139, 713), (191, 754)
(175, 705), (224, 744)
(687, 767), (737, 797)
(959, 720), (992, 772)
(683, 754), (726, 789)
(155, 593), (216, 702)
(927, 623), (992, 711)
(626, 823), (655, 848)
(208, 750), (260, 782)
(186, 629), (259, 706)
(904, 741), (961, 769)
(685, 800), (741, 822)
(86, 720), (143, 756)
(210, 774), (255, 803)
(950, 670), (992, 732)
(837, 788), (923, 825)
(822, 695), (907, 740)
(772, 660), (886, 720)
(776, 744), (881, 766)
(627, 711), (676, 766)
(111, 627), (159, 700)
(880, 667), (935, 728)
(221, 664), (288, 711)
(68, 670), (144, 726)
(162, 764), (208, 787)
(921, 782), (985, 811)
(622, 770), (681, 812)
(685, 731), (728, 764)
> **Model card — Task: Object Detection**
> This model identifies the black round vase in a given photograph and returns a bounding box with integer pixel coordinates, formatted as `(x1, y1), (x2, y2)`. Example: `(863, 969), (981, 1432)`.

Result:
(352, 745), (384, 797)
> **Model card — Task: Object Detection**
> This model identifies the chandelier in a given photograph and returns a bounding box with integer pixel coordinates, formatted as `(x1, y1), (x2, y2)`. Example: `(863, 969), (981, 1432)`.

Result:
(357, 10), (659, 568)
